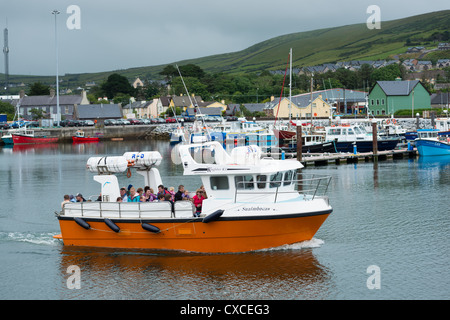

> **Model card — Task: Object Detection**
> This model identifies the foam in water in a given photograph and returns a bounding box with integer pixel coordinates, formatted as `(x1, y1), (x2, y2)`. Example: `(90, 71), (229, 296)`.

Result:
(260, 238), (325, 252)
(1, 232), (60, 246)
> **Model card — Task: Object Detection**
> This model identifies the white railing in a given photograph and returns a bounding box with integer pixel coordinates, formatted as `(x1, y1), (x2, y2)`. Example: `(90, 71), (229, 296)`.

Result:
(234, 174), (332, 203)
(61, 200), (195, 219)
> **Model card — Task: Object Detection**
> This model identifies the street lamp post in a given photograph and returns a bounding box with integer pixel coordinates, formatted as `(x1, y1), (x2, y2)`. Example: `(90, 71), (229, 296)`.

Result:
(52, 9), (60, 125)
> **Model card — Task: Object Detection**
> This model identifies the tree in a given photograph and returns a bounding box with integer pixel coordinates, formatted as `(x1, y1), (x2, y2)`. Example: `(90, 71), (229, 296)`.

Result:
(28, 82), (50, 95)
(101, 73), (135, 99)
(29, 108), (45, 120)
(0, 101), (15, 120)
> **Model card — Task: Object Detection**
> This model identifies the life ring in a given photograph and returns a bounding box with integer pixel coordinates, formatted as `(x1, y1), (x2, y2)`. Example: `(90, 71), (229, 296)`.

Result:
(386, 120), (390, 124)
(392, 119), (397, 124)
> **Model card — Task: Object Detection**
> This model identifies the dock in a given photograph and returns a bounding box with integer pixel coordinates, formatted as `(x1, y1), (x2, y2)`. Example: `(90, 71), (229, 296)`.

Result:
(262, 148), (417, 166)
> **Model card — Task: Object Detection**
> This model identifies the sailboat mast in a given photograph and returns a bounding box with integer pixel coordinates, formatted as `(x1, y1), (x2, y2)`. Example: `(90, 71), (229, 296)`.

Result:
(289, 48), (292, 123)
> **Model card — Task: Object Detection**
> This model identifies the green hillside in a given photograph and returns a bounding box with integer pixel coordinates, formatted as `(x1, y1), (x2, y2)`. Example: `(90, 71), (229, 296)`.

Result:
(2, 10), (449, 91)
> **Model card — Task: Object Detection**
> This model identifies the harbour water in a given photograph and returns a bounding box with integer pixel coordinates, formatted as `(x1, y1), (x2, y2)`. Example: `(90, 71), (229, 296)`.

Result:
(0, 140), (449, 301)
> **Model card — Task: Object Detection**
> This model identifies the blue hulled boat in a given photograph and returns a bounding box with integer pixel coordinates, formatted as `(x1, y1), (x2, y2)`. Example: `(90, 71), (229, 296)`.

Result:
(415, 129), (450, 156)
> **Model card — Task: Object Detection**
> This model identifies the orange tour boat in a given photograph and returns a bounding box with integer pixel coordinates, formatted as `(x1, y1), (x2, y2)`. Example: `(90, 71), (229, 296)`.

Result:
(54, 141), (333, 253)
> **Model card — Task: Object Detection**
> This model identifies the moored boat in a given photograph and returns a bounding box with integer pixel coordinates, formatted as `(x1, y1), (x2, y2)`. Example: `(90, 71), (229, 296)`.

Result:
(415, 129), (450, 156)
(54, 141), (333, 253)
(324, 124), (399, 153)
(12, 129), (58, 145)
(72, 130), (100, 143)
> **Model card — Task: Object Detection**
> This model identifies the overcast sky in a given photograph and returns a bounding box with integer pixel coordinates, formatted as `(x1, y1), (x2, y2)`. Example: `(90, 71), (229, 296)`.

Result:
(1, 0), (449, 76)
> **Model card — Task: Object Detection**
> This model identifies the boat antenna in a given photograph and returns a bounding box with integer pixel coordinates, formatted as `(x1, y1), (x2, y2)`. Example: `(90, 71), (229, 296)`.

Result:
(176, 64), (211, 141)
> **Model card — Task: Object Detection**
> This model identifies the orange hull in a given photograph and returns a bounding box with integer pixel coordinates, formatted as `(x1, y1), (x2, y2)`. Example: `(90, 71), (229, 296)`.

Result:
(56, 213), (330, 253)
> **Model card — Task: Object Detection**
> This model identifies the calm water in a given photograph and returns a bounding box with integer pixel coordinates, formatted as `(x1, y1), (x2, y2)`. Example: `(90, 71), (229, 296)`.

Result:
(0, 140), (449, 300)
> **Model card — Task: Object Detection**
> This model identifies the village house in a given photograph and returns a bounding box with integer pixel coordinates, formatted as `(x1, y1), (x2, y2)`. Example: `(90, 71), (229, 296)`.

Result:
(17, 89), (89, 121)
(368, 80), (431, 116)
(132, 78), (144, 88)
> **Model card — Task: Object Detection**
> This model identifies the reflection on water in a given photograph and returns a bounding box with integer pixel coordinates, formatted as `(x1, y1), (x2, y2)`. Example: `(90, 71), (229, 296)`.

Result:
(58, 243), (332, 300)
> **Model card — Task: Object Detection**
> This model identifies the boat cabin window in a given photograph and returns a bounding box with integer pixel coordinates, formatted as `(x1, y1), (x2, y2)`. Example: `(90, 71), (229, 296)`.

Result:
(269, 172), (282, 188)
(283, 171), (293, 186)
(210, 176), (229, 190)
(328, 128), (341, 135)
(235, 175), (254, 190)
(256, 175), (267, 189)
(347, 128), (354, 135)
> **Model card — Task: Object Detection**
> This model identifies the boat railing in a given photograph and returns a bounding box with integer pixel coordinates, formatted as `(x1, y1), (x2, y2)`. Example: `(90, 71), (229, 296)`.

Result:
(61, 200), (196, 219)
(234, 174), (332, 203)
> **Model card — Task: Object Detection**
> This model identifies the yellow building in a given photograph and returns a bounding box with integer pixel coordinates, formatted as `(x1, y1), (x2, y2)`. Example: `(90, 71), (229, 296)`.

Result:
(267, 94), (332, 118)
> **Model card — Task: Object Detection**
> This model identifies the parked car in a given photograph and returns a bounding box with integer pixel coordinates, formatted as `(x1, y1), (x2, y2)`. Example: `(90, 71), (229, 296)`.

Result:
(82, 120), (95, 126)
(226, 116), (238, 121)
(104, 119), (117, 126)
(116, 119), (131, 125)
(165, 117), (177, 123)
(140, 119), (151, 125)
(0, 122), (10, 129)
(129, 119), (142, 125)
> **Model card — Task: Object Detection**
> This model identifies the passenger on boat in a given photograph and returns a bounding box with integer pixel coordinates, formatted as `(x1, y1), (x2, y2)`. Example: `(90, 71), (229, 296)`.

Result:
(164, 193), (175, 213)
(69, 195), (76, 202)
(174, 185), (185, 202)
(116, 197), (122, 202)
(61, 195), (70, 209)
(200, 185), (208, 199)
(76, 193), (86, 202)
(157, 184), (169, 198)
(183, 189), (191, 201)
(120, 188), (128, 202)
(144, 186), (157, 202)
(128, 187), (140, 202)
(193, 189), (205, 216)
(137, 187), (144, 198)
(169, 187), (175, 201)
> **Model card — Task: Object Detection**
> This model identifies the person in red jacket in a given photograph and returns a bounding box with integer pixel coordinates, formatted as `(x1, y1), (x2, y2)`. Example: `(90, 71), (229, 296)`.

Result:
(192, 189), (205, 217)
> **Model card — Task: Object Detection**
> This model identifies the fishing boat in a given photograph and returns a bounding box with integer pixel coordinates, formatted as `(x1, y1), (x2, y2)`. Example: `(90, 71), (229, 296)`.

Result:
(12, 129), (58, 145)
(72, 130), (100, 143)
(324, 124), (399, 153)
(281, 134), (337, 154)
(54, 141), (333, 253)
(415, 129), (450, 156)
(1, 133), (13, 145)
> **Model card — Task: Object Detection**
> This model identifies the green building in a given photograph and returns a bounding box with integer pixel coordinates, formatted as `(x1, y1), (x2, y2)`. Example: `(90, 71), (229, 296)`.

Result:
(368, 80), (431, 116)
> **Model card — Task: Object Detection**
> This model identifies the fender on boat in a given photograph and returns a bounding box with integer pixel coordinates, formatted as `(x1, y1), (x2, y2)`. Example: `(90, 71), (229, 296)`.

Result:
(141, 223), (160, 233)
(104, 218), (120, 233)
(74, 217), (90, 230)
(202, 210), (224, 223)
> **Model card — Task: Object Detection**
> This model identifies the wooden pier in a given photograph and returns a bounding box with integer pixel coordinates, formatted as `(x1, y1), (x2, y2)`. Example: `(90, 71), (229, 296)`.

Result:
(262, 148), (417, 166)
(300, 148), (417, 166)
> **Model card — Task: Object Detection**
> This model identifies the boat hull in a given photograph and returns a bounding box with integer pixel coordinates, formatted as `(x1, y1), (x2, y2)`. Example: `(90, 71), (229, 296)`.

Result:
(1, 135), (13, 144)
(12, 134), (58, 145)
(416, 139), (450, 156)
(335, 139), (398, 153)
(273, 129), (296, 140)
(72, 136), (99, 143)
(56, 211), (331, 253)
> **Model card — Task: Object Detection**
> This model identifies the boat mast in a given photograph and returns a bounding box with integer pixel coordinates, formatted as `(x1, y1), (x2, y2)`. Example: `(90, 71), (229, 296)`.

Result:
(310, 73), (314, 133)
(289, 48), (292, 124)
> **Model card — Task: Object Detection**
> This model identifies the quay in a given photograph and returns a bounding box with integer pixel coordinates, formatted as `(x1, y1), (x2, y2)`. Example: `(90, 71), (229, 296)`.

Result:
(0, 124), (168, 143)
(262, 148), (417, 166)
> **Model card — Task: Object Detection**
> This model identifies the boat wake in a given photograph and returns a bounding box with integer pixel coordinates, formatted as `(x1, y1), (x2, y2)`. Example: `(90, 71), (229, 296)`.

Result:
(260, 238), (325, 252)
(0, 231), (61, 246)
